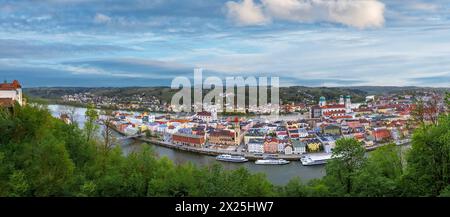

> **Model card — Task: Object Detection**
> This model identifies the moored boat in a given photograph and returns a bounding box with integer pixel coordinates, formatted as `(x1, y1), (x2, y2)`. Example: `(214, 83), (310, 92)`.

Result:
(216, 154), (248, 163)
(300, 153), (332, 166)
(255, 159), (290, 165)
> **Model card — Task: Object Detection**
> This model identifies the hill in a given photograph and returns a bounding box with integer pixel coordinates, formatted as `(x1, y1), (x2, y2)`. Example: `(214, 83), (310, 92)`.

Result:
(24, 86), (449, 105)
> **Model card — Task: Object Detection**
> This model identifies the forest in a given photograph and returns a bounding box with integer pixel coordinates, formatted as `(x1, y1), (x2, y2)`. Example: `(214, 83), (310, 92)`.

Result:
(0, 97), (449, 197)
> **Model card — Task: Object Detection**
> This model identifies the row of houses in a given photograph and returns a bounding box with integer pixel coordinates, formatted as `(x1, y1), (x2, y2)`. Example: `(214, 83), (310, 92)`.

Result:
(247, 138), (307, 155)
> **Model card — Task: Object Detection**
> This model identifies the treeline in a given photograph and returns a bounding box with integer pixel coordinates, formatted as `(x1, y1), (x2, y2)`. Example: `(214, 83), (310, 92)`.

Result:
(0, 102), (449, 197)
(24, 86), (371, 105)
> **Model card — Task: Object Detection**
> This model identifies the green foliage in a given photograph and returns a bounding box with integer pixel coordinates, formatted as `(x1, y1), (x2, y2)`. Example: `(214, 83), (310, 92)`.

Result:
(8, 170), (29, 197)
(324, 138), (366, 195)
(0, 105), (277, 196)
(281, 177), (307, 197)
(401, 115), (450, 196)
(0, 104), (449, 197)
(439, 185), (450, 197)
(353, 144), (404, 196)
(445, 92), (450, 107)
(84, 103), (99, 143)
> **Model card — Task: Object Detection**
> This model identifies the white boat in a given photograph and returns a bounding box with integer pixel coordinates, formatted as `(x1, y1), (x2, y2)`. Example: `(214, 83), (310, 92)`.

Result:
(300, 153), (332, 166)
(255, 159), (290, 165)
(216, 154), (248, 163)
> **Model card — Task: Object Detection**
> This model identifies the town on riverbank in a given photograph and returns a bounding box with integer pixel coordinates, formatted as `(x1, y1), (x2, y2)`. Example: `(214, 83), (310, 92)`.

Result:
(56, 92), (445, 164)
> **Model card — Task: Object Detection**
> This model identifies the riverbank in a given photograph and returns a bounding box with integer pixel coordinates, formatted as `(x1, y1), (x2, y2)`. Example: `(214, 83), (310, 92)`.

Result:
(106, 119), (303, 161)
(135, 137), (302, 161)
(48, 104), (326, 185)
(111, 121), (408, 162)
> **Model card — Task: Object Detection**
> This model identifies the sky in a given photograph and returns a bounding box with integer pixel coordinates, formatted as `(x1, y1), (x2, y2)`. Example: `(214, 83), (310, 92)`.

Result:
(0, 0), (449, 87)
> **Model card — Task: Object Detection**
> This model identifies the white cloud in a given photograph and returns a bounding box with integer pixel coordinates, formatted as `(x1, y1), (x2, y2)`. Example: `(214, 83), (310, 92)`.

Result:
(63, 65), (108, 75)
(94, 13), (111, 24)
(226, 0), (270, 26)
(226, 0), (385, 29)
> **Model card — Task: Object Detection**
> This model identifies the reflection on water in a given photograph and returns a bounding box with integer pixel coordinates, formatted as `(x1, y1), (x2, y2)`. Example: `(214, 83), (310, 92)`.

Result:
(48, 104), (325, 185)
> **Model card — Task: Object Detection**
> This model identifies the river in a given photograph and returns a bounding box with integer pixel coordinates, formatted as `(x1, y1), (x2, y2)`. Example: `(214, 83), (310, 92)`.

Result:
(48, 104), (325, 185)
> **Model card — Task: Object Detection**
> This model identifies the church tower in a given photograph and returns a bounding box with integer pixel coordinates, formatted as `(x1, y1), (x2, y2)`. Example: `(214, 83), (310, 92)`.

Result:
(319, 96), (326, 107)
(344, 95), (351, 113)
(339, 95), (344, 105)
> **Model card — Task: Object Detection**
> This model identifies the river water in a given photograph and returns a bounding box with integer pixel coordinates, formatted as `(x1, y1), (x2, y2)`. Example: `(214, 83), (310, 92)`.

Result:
(48, 104), (325, 185)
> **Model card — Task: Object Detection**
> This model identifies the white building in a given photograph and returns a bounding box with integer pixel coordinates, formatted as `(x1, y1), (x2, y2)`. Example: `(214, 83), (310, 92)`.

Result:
(247, 138), (264, 153)
(196, 111), (213, 122)
(298, 128), (309, 138)
(277, 142), (285, 153)
(124, 125), (139, 135)
(284, 145), (293, 155)
(292, 140), (306, 155)
(0, 80), (23, 106)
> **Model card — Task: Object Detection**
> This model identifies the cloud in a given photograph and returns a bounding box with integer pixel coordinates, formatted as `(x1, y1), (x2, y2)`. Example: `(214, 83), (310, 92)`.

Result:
(408, 73), (450, 87)
(409, 2), (439, 12)
(0, 39), (130, 59)
(226, 0), (385, 28)
(94, 13), (112, 24)
(226, 0), (270, 26)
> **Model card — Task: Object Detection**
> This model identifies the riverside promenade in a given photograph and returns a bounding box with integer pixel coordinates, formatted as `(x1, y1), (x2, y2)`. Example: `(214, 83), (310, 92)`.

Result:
(109, 123), (301, 161)
(134, 136), (302, 161)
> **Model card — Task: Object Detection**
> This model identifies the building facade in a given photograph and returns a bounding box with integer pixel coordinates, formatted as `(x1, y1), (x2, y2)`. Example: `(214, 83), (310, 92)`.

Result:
(0, 80), (23, 107)
(172, 133), (206, 147)
(208, 129), (239, 146)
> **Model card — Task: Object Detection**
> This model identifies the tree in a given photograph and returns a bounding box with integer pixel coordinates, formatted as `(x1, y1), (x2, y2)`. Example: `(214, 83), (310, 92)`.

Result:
(282, 177), (307, 197)
(411, 99), (425, 126)
(445, 92), (450, 113)
(8, 170), (30, 197)
(439, 186), (450, 197)
(353, 144), (404, 196)
(145, 130), (153, 138)
(84, 104), (99, 143)
(411, 95), (440, 126)
(100, 109), (116, 152)
(402, 115), (450, 196)
(305, 179), (330, 197)
(67, 106), (78, 126)
(324, 138), (366, 195)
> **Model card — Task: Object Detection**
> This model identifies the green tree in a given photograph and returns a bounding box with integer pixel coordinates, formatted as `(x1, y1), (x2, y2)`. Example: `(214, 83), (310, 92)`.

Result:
(402, 115), (450, 196)
(282, 177), (307, 197)
(439, 185), (450, 197)
(84, 104), (99, 143)
(8, 170), (30, 197)
(324, 138), (366, 195)
(305, 179), (330, 197)
(145, 130), (153, 138)
(76, 181), (96, 197)
(353, 144), (404, 196)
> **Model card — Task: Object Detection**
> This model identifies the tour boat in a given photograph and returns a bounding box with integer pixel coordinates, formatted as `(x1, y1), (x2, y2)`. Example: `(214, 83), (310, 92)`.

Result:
(300, 153), (332, 166)
(215, 154), (249, 163)
(255, 158), (290, 165)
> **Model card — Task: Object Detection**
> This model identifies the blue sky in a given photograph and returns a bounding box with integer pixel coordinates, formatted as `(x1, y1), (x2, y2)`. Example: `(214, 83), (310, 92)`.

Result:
(0, 0), (449, 87)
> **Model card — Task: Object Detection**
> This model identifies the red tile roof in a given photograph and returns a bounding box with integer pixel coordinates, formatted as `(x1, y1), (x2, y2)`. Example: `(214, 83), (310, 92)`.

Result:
(209, 130), (235, 137)
(373, 128), (391, 140)
(321, 104), (345, 109)
(0, 80), (21, 90)
(323, 110), (346, 116)
(197, 111), (211, 116)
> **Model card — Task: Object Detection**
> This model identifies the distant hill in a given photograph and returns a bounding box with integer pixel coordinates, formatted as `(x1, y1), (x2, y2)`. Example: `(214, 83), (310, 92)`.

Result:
(24, 86), (449, 105)
(345, 86), (450, 95)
